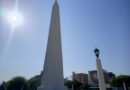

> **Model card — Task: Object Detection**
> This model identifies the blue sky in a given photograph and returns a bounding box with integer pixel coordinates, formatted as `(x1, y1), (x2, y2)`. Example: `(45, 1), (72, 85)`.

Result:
(0, 0), (130, 82)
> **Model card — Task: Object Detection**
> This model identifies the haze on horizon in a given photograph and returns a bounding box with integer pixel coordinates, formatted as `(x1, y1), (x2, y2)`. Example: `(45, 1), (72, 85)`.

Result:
(0, 0), (130, 82)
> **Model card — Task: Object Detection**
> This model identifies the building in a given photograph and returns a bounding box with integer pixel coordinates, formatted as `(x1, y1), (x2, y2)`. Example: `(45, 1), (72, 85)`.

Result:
(76, 73), (88, 84)
(88, 70), (115, 86)
(73, 72), (88, 84)
(88, 70), (99, 86)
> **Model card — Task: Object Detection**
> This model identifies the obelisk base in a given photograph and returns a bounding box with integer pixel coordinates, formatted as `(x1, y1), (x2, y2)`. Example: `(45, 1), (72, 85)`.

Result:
(37, 85), (67, 90)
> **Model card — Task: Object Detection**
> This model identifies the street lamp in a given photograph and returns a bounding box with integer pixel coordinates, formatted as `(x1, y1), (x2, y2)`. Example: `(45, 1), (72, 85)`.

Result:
(94, 48), (106, 90)
(94, 48), (100, 58)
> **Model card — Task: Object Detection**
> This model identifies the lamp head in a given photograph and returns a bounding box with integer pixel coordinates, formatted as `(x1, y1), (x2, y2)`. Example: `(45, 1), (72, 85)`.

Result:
(94, 48), (100, 58)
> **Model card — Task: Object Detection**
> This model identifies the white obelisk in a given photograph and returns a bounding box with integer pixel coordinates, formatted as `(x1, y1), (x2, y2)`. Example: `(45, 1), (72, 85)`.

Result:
(37, 0), (67, 90)
(94, 48), (106, 90)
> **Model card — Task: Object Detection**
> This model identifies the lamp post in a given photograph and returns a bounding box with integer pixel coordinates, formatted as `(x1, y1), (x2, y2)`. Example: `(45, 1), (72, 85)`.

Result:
(94, 48), (106, 90)
(123, 81), (127, 90)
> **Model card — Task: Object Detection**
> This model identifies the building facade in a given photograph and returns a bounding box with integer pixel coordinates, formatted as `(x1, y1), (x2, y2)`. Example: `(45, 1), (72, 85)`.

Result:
(76, 73), (88, 84)
(88, 70), (115, 86)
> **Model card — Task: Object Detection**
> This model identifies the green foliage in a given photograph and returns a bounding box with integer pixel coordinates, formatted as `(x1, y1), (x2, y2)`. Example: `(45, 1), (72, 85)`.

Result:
(6, 76), (28, 90)
(28, 75), (41, 90)
(110, 75), (130, 87)
(64, 80), (73, 89)
(0, 82), (7, 90)
(0, 74), (90, 90)
(81, 83), (89, 90)
(73, 79), (83, 90)
(0, 73), (41, 90)
(64, 79), (89, 90)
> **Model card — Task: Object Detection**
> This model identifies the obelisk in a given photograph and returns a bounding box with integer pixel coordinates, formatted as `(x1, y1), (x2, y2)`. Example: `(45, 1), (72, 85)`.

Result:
(94, 48), (106, 90)
(37, 0), (67, 90)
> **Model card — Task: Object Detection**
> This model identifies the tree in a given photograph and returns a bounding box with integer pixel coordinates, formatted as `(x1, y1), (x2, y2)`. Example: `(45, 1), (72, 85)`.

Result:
(73, 79), (83, 90)
(110, 75), (130, 89)
(81, 83), (89, 90)
(0, 82), (7, 90)
(64, 79), (73, 89)
(64, 79), (83, 90)
(28, 75), (41, 90)
(6, 76), (28, 90)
